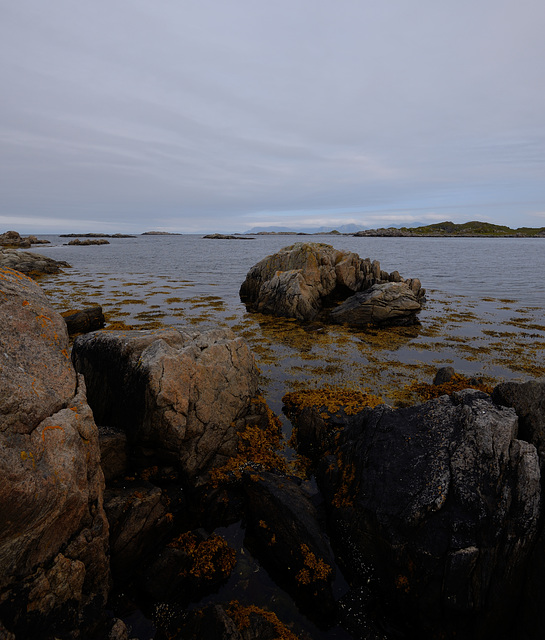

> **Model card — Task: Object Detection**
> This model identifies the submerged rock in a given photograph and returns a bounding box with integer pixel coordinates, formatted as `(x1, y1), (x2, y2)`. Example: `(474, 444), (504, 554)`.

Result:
(240, 242), (424, 325)
(72, 328), (267, 485)
(287, 388), (541, 639)
(0, 268), (110, 637)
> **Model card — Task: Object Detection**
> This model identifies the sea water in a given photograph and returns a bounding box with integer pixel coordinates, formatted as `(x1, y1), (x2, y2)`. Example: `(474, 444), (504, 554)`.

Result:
(31, 233), (545, 414)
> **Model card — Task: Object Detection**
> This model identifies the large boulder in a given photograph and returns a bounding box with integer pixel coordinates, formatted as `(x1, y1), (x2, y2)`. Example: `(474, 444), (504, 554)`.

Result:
(287, 389), (541, 639)
(0, 268), (110, 637)
(239, 242), (424, 323)
(0, 249), (70, 277)
(71, 328), (266, 485)
(330, 281), (422, 326)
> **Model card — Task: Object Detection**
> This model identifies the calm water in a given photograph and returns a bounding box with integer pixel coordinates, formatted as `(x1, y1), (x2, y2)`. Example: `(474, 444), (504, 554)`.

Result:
(31, 234), (545, 415)
(30, 233), (545, 303)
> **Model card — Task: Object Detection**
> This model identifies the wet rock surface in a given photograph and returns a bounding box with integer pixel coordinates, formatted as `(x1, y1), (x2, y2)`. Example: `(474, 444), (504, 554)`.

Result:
(240, 242), (424, 325)
(241, 470), (337, 624)
(287, 385), (543, 639)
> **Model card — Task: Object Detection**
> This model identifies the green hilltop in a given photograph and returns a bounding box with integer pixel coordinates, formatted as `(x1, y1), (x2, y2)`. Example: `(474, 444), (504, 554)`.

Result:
(400, 220), (545, 237)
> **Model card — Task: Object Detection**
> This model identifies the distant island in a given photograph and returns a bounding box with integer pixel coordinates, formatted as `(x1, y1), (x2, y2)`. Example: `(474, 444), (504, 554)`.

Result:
(241, 221), (545, 238)
(355, 221), (545, 237)
(60, 233), (136, 238)
(142, 231), (182, 235)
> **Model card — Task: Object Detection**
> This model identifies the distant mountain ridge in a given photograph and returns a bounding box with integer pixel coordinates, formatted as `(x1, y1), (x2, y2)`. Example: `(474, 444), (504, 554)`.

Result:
(244, 222), (424, 234)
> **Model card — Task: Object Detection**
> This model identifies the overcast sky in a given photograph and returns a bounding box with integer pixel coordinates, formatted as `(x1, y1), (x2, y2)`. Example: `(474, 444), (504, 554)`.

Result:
(1, 0), (544, 233)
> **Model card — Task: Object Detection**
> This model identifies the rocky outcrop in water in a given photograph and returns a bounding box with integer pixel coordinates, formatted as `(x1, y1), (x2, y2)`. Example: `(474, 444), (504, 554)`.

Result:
(71, 328), (267, 485)
(0, 230), (50, 248)
(65, 238), (110, 246)
(240, 242), (424, 325)
(0, 267), (110, 638)
(286, 386), (542, 639)
(203, 233), (254, 240)
(0, 249), (70, 276)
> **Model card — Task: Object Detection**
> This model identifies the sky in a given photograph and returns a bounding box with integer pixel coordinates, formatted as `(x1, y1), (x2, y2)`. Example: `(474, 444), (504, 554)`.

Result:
(1, 0), (544, 234)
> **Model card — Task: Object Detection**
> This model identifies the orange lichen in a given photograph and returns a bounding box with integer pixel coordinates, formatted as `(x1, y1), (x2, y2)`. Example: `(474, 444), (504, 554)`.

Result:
(407, 373), (494, 402)
(395, 574), (410, 593)
(283, 385), (383, 419)
(225, 601), (300, 640)
(210, 396), (288, 485)
(331, 454), (358, 509)
(295, 544), (332, 585)
(41, 425), (65, 441)
(168, 532), (236, 580)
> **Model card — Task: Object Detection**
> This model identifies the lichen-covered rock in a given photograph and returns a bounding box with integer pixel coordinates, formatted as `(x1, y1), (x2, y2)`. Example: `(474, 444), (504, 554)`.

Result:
(0, 268), (110, 637)
(0, 268), (76, 432)
(240, 242), (424, 323)
(72, 328), (264, 485)
(330, 282), (422, 326)
(177, 602), (302, 640)
(144, 529), (236, 603)
(0, 249), (69, 276)
(288, 389), (541, 639)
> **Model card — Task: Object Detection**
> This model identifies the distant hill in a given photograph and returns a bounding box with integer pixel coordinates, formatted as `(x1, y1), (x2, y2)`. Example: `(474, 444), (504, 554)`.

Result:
(402, 221), (545, 237)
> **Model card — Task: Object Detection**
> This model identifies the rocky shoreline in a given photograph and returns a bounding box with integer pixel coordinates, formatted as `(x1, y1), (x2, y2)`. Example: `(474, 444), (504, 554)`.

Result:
(2, 246), (545, 640)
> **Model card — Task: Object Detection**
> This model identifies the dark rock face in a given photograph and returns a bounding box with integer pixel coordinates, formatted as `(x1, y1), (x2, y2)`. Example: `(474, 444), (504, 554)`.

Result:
(241, 471), (337, 623)
(330, 282), (421, 326)
(0, 249), (70, 276)
(62, 305), (106, 336)
(98, 426), (128, 483)
(493, 380), (545, 464)
(288, 389), (541, 639)
(72, 328), (264, 484)
(240, 242), (424, 325)
(178, 602), (300, 640)
(104, 483), (173, 577)
(0, 268), (110, 638)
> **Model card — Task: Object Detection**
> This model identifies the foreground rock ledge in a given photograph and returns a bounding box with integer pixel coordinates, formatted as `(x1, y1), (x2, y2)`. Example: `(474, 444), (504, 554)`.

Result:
(286, 387), (542, 639)
(0, 268), (110, 637)
(72, 327), (266, 485)
(240, 242), (424, 325)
